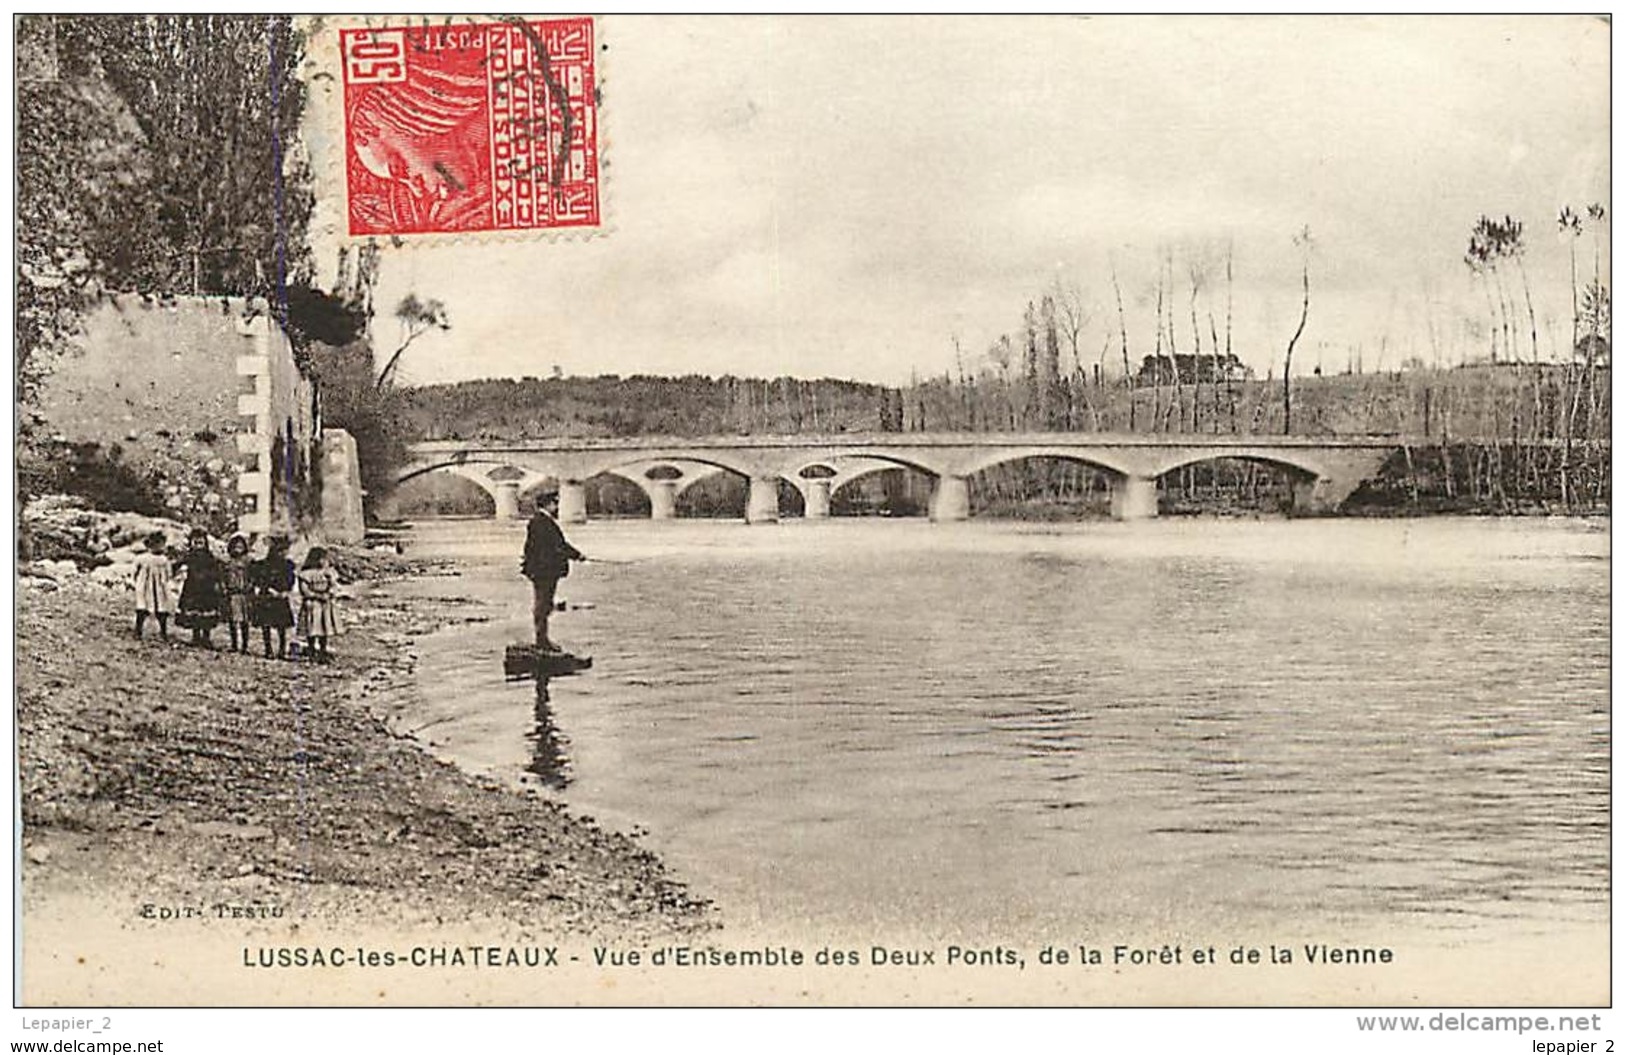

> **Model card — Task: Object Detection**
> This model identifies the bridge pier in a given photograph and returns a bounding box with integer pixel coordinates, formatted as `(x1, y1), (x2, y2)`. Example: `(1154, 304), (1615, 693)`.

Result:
(558, 480), (588, 524)
(1110, 475), (1159, 520)
(493, 481), (522, 519)
(649, 479), (678, 520)
(929, 474), (970, 522)
(804, 479), (832, 519)
(746, 475), (781, 524)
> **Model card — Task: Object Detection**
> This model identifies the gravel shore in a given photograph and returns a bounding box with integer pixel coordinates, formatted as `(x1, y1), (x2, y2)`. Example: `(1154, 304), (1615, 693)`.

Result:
(17, 561), (716, 957)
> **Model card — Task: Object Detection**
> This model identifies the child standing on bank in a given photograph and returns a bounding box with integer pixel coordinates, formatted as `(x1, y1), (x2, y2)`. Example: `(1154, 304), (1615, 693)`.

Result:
(131, 531), (174, 640)
(250, 536), (296, 660)
(222, 534), (253, 653)
(175, 527), (224, 648)
(297, 546), (339, 663)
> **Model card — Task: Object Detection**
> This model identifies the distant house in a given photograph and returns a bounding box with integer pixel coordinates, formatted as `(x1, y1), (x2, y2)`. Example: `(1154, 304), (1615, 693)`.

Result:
(1135, 353), (1253, 386)
(1574, 333), (1610, 367)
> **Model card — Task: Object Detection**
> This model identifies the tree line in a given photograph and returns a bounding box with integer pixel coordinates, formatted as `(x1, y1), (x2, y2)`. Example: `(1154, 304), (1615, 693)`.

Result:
(400, 375), (899, 439)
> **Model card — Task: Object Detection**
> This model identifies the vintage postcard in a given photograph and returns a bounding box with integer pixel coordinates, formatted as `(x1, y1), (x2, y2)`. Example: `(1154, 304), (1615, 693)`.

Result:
(12, 13), (1610, 1022)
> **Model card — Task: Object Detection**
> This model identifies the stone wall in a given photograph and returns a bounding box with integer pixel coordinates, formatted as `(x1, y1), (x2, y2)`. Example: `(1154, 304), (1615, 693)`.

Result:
(33, 294), (322, 539)
(319, 428), (365, 543)
(237, 306), (321, 537)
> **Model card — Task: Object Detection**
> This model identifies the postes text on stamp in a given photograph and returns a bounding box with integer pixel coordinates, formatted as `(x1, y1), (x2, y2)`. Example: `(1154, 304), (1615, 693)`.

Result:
(340, 18), (599, 237)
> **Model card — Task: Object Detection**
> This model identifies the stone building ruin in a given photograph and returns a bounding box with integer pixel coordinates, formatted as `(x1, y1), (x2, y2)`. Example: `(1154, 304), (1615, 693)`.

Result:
(32, 293), (363, 543)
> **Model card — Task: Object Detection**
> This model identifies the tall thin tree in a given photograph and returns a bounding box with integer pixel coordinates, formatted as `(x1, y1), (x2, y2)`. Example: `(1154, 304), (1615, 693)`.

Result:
(1283, 226), (1313, 435)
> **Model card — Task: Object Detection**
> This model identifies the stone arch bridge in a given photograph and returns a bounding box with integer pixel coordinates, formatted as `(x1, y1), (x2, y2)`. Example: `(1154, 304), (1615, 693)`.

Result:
(396, 432), (1408, 523)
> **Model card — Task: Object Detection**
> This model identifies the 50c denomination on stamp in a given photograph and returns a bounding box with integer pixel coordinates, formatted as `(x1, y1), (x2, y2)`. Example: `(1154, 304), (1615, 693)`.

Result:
(339, 17), (599, 237)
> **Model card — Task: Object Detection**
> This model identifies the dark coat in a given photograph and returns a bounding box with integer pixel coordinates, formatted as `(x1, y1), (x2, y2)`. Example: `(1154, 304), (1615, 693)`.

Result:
(522, 511), (584, 582)
(249, 556), (296, 628)
(177, 549), (224, 612)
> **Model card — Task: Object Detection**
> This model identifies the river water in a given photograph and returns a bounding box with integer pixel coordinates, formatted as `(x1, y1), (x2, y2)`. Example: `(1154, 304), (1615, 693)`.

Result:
(391, 515), (1609, 951)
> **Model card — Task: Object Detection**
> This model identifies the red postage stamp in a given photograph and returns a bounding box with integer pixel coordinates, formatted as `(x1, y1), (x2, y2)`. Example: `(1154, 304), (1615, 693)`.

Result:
(339, 18), (599, 236)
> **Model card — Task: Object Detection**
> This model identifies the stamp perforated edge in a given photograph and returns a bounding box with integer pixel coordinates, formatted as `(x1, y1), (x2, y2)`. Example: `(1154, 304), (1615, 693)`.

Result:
(300, 13), (612, 250)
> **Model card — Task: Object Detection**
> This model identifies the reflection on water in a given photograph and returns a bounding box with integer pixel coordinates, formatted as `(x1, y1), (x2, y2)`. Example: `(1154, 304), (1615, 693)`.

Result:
(398, 516), (1610, 943)
(526, 679), (571, 791)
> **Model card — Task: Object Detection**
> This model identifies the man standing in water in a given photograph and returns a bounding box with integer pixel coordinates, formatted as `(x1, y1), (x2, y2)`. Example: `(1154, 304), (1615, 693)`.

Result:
(522, 489), (586, 653)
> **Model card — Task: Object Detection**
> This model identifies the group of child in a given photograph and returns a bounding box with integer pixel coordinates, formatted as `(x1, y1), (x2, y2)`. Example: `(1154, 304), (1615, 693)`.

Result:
(129, 528), (340, 661)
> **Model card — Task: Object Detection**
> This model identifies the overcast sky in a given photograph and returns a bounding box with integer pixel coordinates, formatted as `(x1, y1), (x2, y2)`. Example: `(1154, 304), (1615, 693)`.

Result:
(307, 15), (1610, 387)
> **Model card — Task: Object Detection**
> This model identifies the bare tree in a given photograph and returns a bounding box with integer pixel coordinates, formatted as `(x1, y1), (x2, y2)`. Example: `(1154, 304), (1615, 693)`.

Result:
(1158, 249), (1189, 433)
(1111, 266), (1134, 431)
(1560, 206), (1584, 360)
(1506, 222), (1540, 365)
(1466, 214), (1530, 365)
(1225, 240), (1237, 433)
(1549, 202), (1611, 504)
(1022, 302), (1041, 429)
(1150, 269), (1166, 431)
(1054, 279), (1095, 430)
(1039, 295), (1065, 429)
(1187, 253), (1208, 434)
(988, 334), (1016, 430)
(1283, 226), (1313, 435)
(953, 335), (969, 431)
(376, 294), (451, 391)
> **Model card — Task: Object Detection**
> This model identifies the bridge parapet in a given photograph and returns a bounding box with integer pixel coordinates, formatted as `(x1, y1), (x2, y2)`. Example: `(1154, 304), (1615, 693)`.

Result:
(406, 431), (1417, 452)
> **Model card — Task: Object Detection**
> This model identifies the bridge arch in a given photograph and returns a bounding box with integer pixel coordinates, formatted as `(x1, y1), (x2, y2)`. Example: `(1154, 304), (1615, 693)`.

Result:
(506, 465), (720, 520)
(1147, 446), (1391, 515)
(829, 460), (913, 490)
(565, 449), (766, 483)
(772, 451), (945, 519)
(396, 456), (537, 488)
(1144, 447), (1325, 483)
(824, 460), (937, 517)
(390, 468), (498, 518)
(954, 447), (1137, 482)
(514, 469), (651, 519)
(781, 449), (945, 481)
(595, 458), (752, 520)
(590, 458), (728, 492)
(394, 460), (556, 519)
(569, 451), (813, 523)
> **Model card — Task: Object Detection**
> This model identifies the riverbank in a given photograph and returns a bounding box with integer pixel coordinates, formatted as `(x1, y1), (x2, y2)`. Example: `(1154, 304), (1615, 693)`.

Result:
(18, 552), (714, 1002)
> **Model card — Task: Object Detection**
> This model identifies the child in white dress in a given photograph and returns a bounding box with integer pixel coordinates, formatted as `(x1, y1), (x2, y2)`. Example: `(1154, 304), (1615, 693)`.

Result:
(297, 546), (339, 662)
(131, 531), (173, 640)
